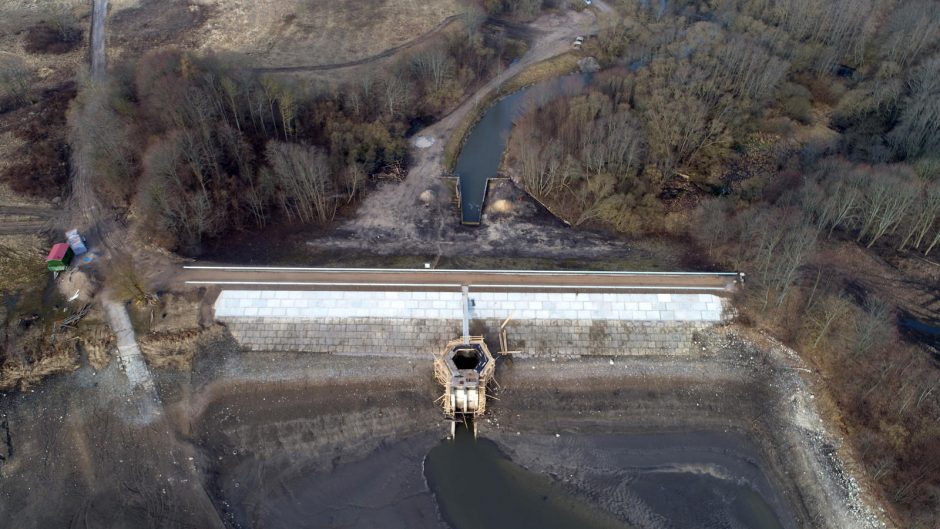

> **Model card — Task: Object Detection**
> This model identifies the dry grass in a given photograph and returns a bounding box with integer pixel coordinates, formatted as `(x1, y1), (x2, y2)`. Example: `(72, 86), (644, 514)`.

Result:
(0, 345), (77, 391)
(139, 325), (221, 370)
(195, 0), (462, 68)
(81, 330), (113, 370)
(0, 234), (47, 294)
(496, 52), (580, 97)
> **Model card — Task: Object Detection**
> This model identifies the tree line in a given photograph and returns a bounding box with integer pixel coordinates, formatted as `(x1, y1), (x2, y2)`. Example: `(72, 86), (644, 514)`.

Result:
(506, 1), (940, 526)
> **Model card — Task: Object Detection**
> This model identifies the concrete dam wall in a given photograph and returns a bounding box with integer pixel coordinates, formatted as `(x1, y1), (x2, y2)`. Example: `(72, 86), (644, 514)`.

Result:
(214, 289), (728, 357)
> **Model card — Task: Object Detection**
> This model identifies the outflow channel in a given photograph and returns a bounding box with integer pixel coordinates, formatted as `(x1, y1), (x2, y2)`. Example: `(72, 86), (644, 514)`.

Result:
(454, 74), (588, 224)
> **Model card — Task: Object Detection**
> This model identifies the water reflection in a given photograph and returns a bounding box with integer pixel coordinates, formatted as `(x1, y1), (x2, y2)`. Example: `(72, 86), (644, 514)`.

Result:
(424, 424), (630, 529)
(424, 427), (789, 529)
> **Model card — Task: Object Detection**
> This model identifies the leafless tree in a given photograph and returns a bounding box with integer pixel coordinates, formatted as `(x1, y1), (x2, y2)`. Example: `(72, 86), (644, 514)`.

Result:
(381, 74), (411, 117)
(265, 141), (336, 224)
(340, 163), (366, 204)
(853, 297), (893, 356)
(463, 7), (487, 43)
(889, 55), (940, 158)
(811, 294), (852, 348)
(412, 49), (454, 93)
(898, 180), (940, 252)
(880, 1), (940, 66)
(141, 135), (216, 246)
(854, 169), (918, 247)
(638, 80), (728, 178)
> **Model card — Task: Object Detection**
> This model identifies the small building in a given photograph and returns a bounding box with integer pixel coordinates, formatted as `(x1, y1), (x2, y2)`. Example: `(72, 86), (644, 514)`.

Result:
(46, 243), (73, 272)
(65, 229), (87, 255)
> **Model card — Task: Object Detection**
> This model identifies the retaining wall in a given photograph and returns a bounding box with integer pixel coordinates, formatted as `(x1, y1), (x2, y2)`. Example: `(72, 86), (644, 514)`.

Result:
(215, 290), (727, 357)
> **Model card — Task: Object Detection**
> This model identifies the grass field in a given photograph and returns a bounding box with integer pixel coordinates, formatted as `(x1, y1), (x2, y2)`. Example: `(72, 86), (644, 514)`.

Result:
(195, 0), (463, 68)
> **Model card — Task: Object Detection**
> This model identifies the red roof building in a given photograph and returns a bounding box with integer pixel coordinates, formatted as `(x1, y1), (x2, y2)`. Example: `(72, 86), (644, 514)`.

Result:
(46, 243), (73, 271)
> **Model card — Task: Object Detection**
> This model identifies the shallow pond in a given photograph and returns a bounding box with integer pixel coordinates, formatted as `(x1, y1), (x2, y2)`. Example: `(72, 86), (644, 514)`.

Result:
(425, 426), (790, 529)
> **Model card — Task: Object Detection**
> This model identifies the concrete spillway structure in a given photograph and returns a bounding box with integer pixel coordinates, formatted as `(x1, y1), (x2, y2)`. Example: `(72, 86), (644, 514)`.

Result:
(434, 337), (496, 418)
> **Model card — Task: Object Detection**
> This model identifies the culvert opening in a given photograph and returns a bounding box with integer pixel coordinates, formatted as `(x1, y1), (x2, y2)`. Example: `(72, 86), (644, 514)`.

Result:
(453, 348), (483, 370)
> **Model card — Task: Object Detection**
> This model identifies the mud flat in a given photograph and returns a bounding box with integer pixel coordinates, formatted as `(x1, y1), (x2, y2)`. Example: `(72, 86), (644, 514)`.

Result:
(182, 329), (881, 529)
(0, 328), (883, 528)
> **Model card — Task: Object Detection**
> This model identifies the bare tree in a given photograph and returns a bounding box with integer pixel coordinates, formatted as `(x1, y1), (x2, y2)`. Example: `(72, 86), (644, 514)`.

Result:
(340, 163), (366, 204)
(141, 135), (216, 246)
(889, 55), (940, 158)
(381, 74), (411, 117)
(411, 49), (454, 93)
(880, 2), (940, 66)
(638, 82), (728, 178)
(265, 141), (336, 224)
(853, 297), (893, 356)
(811, 294), (852, 348)
(463, 7), (487, 43)
(899, 180), (940, 252)
(855, 169), (918, 247)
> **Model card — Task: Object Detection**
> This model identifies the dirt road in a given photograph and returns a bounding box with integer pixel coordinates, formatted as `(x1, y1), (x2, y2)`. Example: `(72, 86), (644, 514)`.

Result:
(0, 205), (56, 235)
(256, 14), (464, 73)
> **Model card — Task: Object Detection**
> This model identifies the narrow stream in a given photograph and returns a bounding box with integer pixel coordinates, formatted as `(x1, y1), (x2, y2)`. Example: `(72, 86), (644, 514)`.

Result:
(454, 75), (589, 224)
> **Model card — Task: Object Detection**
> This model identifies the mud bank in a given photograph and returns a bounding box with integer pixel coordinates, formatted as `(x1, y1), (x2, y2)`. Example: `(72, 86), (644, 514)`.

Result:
(0, 329), (883, 528)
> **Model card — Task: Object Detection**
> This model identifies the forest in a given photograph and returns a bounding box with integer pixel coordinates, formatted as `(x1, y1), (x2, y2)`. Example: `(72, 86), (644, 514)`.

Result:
(30, 12), (526, 252)
(505, 1), (939, 526)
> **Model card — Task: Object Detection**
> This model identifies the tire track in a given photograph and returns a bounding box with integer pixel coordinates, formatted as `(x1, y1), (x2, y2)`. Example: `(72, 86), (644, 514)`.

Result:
(254, 14), (462, 73)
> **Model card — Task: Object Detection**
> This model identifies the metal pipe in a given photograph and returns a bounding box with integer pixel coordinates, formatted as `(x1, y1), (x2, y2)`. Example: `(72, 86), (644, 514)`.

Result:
(462, 285), (470, 344)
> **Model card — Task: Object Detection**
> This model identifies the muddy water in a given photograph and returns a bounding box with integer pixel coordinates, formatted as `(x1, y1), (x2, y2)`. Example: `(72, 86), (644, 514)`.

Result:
(426, 427), (790, 529)
(454, 75), (588, 224)
(426, 424), (629, 528)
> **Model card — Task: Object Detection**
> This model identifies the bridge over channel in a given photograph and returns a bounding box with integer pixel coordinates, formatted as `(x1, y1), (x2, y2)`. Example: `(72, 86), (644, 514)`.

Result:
(186, 267), (741, 357)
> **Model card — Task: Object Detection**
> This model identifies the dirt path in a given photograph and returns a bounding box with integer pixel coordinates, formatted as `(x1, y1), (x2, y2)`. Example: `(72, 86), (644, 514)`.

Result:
(256, 14), (463, 73)
(90, 0), (108, 78)
(0, 205), (57, 235)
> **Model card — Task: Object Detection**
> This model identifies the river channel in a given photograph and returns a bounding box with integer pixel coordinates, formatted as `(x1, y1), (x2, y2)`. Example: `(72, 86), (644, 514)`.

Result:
(454, 74), (589, 224)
